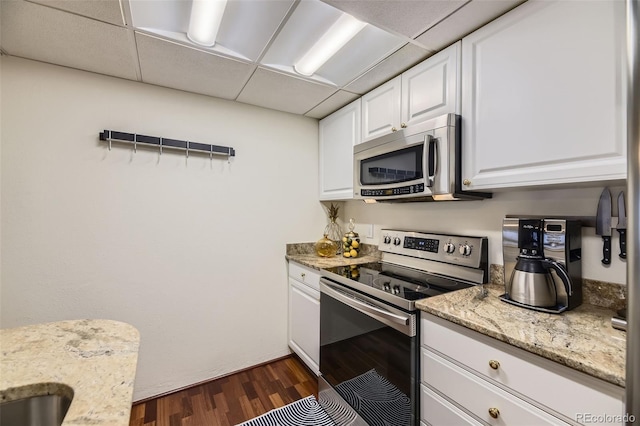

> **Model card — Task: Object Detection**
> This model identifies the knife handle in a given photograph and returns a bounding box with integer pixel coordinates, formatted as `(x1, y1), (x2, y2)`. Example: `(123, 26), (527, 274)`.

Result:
(618, 229), (627, 259)
(602, 236), (611, 265)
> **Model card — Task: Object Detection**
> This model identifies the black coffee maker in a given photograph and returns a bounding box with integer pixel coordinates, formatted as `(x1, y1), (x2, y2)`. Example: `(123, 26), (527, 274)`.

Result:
(502, 218), (582, 313)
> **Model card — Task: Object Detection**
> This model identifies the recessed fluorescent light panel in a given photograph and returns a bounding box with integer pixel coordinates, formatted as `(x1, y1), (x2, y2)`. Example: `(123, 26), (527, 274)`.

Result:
(127, 0), (405, 87)
(187, 0), (227, 47)
(294, 14), (366, 76)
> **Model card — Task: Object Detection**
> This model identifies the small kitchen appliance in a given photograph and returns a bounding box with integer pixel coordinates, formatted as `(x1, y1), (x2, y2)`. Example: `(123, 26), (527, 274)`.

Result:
(318, 229), (488, 426)
(502, 218), (582, 313)
(353, 113), (491, 202)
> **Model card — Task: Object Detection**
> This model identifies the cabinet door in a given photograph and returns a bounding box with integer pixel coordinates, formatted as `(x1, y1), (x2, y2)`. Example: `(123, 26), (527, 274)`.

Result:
(402, 41), (460, 127)
(421, 385), (482, 426)
(461, 0), (626, 191)
(319, 99), (361, 200)
(361, 76), (401, 142)
(288, 278), (320, 375)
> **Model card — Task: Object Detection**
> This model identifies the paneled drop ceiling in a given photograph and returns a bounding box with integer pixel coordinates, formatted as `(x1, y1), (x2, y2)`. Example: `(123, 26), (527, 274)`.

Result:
(0, 0), (524, 119)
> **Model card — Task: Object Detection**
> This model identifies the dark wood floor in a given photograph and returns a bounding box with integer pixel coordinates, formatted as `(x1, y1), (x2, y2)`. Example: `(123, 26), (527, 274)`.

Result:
(129, 356), (318, 426)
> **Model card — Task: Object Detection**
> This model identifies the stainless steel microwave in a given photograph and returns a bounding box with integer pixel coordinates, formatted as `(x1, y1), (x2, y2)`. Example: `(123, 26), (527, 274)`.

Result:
(353, 113), (491, 202)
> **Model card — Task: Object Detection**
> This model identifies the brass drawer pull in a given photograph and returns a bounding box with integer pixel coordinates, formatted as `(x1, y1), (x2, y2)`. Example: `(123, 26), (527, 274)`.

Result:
(301, 273), (306, 279)
(489, 360), (500, 370)
(488, 407), (500, 419)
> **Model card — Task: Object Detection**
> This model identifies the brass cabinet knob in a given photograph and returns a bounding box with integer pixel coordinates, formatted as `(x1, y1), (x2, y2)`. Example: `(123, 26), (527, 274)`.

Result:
(301, 273), (305, 279)
(488, 407), (500, 419)
(489, 360), (500, 370)
(391, 127), (397, 132)
(400, 123), (407, 128)
(463, 179), (471, 186)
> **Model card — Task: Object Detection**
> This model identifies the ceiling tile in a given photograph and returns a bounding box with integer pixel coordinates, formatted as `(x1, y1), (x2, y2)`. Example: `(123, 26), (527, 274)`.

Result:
(136, 33), (256, 100)
(1, 0), (138, 80)
(344, 43), (433, 94)
(26, 0), (125, 25)
(237, 67), (337, 115)
(305, 90), (359, 119)
(414, 0), (525, 51)
(321, 0), (467, 39)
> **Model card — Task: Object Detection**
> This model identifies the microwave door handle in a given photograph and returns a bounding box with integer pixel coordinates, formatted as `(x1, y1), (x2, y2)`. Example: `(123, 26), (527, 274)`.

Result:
(427, 135), (437, 187)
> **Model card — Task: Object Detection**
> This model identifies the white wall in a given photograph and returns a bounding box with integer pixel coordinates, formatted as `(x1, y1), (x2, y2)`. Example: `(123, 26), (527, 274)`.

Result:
(344, 185), (627, 286)
(0, 57), (326, 400)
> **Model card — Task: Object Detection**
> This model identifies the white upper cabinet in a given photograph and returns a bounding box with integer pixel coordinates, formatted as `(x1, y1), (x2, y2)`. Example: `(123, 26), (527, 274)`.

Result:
(361, 42), (461, 143)
(319, 98), (361, 200)
(461, 0), (627, 191)
(401, 42), (460, 128)
(361, 76), (402, 142)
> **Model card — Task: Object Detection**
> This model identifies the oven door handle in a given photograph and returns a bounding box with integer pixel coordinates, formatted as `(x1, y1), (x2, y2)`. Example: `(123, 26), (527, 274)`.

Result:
(321, 280), (411, 327)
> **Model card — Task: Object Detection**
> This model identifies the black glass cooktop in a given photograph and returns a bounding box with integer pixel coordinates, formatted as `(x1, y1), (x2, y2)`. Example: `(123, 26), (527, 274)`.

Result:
(322, 261), (473, 304)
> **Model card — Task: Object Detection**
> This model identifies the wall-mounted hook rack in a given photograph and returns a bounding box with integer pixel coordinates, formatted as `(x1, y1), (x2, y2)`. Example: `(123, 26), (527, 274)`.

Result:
(98, 130), (236, 158)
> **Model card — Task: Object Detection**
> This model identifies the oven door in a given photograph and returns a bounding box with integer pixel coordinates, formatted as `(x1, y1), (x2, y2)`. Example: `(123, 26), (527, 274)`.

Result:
(319, 278), (418, 426)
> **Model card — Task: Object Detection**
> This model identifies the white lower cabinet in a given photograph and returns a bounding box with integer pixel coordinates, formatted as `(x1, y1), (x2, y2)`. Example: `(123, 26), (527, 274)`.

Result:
(420, 314), (625, 426)
(287, 261), (320, 375)
(421, 384), (482, 426)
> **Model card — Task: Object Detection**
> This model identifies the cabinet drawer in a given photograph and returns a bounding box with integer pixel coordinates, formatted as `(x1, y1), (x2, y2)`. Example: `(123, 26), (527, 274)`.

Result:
(288, 262), (320, 292)
(421, 384), (482, 426)
(421, 315), (624, 423)
(422, 348), (568, 425)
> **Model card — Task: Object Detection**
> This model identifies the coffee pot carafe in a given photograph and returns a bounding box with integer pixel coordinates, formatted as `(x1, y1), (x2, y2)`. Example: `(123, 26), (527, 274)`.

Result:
(502, 218), (582, 313)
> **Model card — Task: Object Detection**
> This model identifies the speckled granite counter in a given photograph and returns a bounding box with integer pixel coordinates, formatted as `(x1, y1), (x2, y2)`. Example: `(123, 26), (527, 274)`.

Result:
(286, 242), (382, 270)
(417, 284), (626, 388)
(0, 319), (140, 425)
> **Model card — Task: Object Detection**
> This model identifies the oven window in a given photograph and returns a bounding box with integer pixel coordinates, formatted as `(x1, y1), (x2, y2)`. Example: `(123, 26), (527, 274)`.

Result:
(360, 144), (424, 185)
(320, 292), (417, 426)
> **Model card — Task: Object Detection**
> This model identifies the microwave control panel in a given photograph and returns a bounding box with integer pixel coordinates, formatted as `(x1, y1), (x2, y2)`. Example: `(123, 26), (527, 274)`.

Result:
(360, 183), (425, 197)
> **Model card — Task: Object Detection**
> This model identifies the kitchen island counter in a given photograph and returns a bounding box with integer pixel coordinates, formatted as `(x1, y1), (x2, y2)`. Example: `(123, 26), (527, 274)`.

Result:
(0, 319), (140, 426)
(417, 284), (625, 388)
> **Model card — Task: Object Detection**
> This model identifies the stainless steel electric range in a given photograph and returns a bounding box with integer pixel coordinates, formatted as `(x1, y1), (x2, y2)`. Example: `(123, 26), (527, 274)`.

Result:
(318, 229), (489, 426)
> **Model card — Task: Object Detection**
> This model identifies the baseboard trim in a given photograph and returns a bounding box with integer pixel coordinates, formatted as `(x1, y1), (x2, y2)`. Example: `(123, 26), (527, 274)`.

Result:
(132, 353), (293, 405)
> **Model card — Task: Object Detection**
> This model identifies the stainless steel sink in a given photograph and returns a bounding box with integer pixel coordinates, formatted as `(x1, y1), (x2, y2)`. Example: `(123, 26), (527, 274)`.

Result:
(1, 392), (72, 426)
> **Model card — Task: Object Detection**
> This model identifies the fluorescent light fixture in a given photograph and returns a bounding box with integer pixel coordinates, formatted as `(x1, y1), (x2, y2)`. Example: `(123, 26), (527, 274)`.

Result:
(187, 0), (227, 47)
(294, 13), (366, 77)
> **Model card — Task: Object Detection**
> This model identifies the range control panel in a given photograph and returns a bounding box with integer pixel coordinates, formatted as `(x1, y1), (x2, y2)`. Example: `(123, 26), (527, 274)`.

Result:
(380, 229), (488, 269)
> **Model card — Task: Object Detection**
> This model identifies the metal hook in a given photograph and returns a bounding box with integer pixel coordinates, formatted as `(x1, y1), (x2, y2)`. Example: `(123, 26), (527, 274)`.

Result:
(133, 134), (137, 153)
(108, 130), (112, 151)
(159, 138), (163, 156)
(210, 145), (213, 161)
(186, 141), (189, 159)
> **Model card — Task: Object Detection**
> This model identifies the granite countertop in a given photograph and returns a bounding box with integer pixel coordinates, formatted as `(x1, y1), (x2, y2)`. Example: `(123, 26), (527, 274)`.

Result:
(286, 242), (382, 270)
(0, 319), (140, 425)
(417, 284), (626, 388)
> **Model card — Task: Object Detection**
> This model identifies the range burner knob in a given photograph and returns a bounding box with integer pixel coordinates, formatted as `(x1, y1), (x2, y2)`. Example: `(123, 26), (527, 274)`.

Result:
(393, 285), (401, 295)
(393, 237), (402, 246)
(383, 282), (391, 292)
(383, 235), (391, 244)
(459, 244), (472, 256)
(444, 242), (456, 254)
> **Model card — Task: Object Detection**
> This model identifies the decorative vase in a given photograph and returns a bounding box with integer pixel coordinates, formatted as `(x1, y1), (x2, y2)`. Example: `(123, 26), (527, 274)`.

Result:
(315, 234), (338, 258)
(324, 203), (343, 255)
(343, 218), (360, 258)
